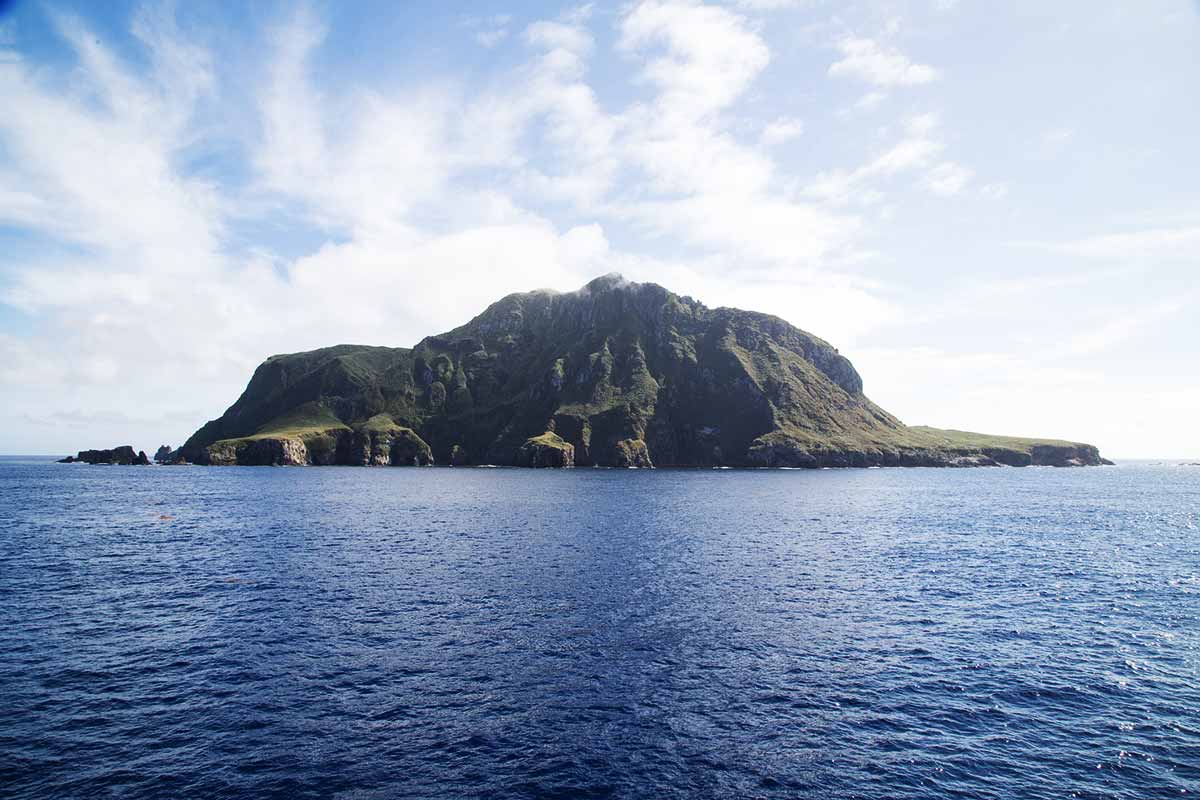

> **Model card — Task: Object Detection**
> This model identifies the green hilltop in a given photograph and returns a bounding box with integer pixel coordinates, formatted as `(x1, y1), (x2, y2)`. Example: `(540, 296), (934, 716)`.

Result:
(177, 274), (1108, 468)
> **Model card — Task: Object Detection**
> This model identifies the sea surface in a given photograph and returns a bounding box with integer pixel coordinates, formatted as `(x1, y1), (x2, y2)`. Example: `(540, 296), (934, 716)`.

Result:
(1, 457), (1197, 799)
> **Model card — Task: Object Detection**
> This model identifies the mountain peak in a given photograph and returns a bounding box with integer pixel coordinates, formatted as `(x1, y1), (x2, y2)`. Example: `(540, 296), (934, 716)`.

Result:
(581, 272), (636, 293)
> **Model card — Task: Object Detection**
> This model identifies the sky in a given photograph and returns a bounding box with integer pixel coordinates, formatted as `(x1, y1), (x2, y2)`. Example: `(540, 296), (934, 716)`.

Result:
(0, 0), (1197, 459)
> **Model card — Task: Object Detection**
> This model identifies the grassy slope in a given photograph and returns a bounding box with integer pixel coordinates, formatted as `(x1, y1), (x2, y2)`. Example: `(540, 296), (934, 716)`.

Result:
(910, 426), (1085, 452)
(523, 431), (572, 450)
(356, 413), (412, 435)
(214, 402), (349, 444)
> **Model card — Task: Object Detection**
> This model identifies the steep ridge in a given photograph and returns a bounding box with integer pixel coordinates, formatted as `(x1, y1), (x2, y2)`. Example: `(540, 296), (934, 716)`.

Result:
(177, 275), (1108, 468)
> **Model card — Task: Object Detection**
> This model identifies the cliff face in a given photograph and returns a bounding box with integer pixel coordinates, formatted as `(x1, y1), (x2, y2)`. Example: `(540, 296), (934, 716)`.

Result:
(177, 274), (1108, 468)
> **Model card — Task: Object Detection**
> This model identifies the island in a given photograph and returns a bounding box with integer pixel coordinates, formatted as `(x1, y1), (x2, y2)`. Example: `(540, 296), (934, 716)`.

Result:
(171, 274), (1110, 469)
(59, 446), (151, 465)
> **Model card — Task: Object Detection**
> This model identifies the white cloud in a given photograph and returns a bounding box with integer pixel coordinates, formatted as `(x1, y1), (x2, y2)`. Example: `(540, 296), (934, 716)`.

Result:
(608, 0), (862, 267)
(854, 343), (1200, 459)
(461, 13), (513, 47)
(979, 181), (1009, 199)
(759, 116), (804, 146)
(853, 90), (887, 111)
(870, 136), (943, 174)
(733, 0), (805, 9)
(526, 19), (594, 64)
(622, 193), (861, 264)
(514, 15), (619, 206)
(828, 36), (939, 86)
(1039, 226), (1200, 260)
(905, 111), (940, 136)
(474, 28), (509, 47)
(620, 0), (769, 121)
(923, 160), (973, 195)
(1041, 126), (1073, 152)
(1041, 126), (1070, 145)
(1047, 297), (1189, 359)
(807, 113), (949, 204)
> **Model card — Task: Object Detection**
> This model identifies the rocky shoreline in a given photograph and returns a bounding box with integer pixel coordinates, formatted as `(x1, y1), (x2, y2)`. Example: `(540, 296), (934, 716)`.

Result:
(145, 431), (1109, 469)
(60, 438), (1111, 469)
(202, 425), (434, 467)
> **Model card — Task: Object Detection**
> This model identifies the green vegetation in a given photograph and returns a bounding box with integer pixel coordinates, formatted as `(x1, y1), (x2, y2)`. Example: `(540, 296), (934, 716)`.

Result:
(910, 427), (1080, 452)
(524, 431), (571, 450)
(518, 431), (574, 468)
(356, 413), (406, 434)
(217, 403), (349, 445)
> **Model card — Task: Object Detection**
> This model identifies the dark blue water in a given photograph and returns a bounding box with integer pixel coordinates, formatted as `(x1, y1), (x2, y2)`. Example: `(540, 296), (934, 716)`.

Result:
(1, 459), (1198, 799)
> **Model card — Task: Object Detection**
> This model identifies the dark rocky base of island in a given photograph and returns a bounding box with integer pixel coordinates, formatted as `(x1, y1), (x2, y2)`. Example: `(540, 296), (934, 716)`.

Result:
(169, 275), (1112, 470)
(172, 424), (1109, 469)
(201, 419), (434, 467)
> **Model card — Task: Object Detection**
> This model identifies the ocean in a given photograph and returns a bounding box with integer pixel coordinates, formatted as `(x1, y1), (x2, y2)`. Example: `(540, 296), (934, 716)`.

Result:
(1, 458), (1197, 798)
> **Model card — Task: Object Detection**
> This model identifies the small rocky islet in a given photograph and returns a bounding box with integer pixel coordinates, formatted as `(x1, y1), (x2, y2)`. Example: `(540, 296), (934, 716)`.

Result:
(69, 275), (1111, 470)
(59, 446), (151, 465)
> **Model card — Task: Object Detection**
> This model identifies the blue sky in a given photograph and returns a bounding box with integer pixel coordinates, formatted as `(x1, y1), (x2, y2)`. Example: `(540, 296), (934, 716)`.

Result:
(0, 0), (1197, 457)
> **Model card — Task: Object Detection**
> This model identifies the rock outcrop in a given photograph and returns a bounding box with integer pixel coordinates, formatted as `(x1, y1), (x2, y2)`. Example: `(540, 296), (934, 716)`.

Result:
(59, 446), (150, 465)
(517, 432), (575, 468)
(175, 275), (1109, 469)
(194, 417), (434, 467)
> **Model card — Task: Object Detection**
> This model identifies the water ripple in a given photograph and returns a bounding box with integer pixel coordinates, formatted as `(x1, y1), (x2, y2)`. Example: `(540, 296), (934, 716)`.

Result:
(1, 459), (1198, 798)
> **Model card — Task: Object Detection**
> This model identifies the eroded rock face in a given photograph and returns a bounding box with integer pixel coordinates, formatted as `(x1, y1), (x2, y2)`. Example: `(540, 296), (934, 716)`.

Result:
(1029, 444), (1105, 467)
(387, 429), (434, 466)
(517, 433), (574, 468)
(204, 441), (239, 466)
(202, 427), (433, 467)
(205, 438), (309, 466)
(613, 438), (652, 468)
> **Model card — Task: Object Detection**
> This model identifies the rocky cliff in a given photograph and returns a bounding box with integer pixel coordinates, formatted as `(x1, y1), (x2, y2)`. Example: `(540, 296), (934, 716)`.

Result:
(176, 274), (1109, 469)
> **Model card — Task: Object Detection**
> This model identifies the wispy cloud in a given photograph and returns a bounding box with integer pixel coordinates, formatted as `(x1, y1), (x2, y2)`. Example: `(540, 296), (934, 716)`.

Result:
(1036, 226), (1200, 260)
(807, 113), (964, 203)
(923, 161), (973, 196)
(1047, 297), (1190, 359)
(733, 0), (806, 9)
(828, 36), (939, 87)
(759, 116), (804, 146)
(460, 13), (513, 47)
(1040, 126), (1074, 154)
